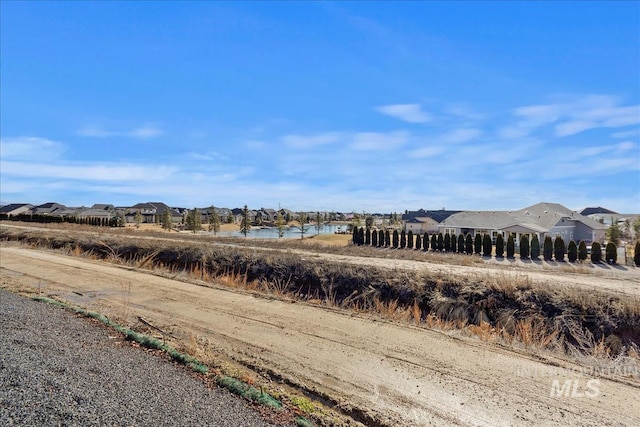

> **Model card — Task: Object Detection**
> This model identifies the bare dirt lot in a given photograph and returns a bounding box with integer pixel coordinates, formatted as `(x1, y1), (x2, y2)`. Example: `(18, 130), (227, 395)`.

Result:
(1, 245), (639, 426)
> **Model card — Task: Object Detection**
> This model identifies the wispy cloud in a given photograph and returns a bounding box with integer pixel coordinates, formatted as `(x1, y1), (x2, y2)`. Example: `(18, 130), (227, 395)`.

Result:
(375, 103), (432, 123)
(77, 124), (165, 139)
(440, 128), (482, 144)
(499, 95), (640, 139)
(0, 137), (65, 161)
(350, 131), (408, 151)
(281, 132), (342, 149)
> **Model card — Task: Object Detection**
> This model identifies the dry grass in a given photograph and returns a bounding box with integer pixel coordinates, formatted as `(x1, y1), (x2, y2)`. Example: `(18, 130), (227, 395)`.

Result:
(2, 225), (639, 358)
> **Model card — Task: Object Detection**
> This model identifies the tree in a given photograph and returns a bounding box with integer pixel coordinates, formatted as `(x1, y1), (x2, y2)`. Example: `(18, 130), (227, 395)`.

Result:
(297, 212), (310, 239)
(482, 234), (492, 257)
(315, 211), (323, 235)
(444, 233), (451, 252)
(371, 229), (378, 247)
(431, 234), (437, 252)
(407, 230), (414, 249)
(378, 229), (385, 247)
(506, 234), (515, 258)
(393, 230), (399, 248)
(634, 241), (640, 267)
(567, 240), (578, 262)
(474, 234), (482, 255)
(423, 233), (429, 252)
(162, 208), (172, 231)
(400, 230), (406, 249)
(457, 234), (464, 253)
(606, 219), (622, 245)
(495, 234), (504, 258)
(415, 233), (422, 251)
(352, 227), (358, 245)
(134, 210), (142, 228)
(554, 236), (565, 262)
(358, 227), (364, 246)
(451, 233), (457, 253)
(227, 212), (234, 223)
(240, 205), (251, 238)
(520, 235), (530, 260)
(365, 215), (374, 229)
(186, 208), (202, 233)
(591, 241), (602, 263)
(437, 233), (444, 252)
(208, 207), (221, 235)
(365, 228), (371, 245)
(543, 236), (553, 261)
(633, 217), (640, 240)
(531, 235), (540, 260)
(465, 234), (473, 255)
(578, 240), (587, 262)
(385, 230), (391, 247)
(276, 211), (286, 238)
(605, 242), (617, 264)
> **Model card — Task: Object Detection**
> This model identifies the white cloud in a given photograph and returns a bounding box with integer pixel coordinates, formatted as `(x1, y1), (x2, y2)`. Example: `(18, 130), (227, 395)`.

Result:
(1, 161), (177, 182)
(440, 128), (482, 144)
(282, 132), (342, 149)
(611, 129), (640, 139)
(408, 146), (445, 159)
(350, 131), (408, 151)
(77, 124), (164, 139)
(499, 95), (640, 139)
(375, 103), (432, 123)
(0, 137), (65, 161)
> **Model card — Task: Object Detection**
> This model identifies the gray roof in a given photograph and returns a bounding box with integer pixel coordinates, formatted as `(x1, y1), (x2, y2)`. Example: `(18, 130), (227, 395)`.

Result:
(0, 203), (33, 214)
(441, 202), (606, 232)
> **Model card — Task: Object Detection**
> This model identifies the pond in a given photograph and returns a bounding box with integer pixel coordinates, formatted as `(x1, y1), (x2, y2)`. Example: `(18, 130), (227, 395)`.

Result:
(209, 223), (349, 239)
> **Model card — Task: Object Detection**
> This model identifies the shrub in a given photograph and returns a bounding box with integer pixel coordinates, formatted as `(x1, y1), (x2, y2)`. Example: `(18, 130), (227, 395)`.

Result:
(358, 228), (365, 246)
(371, 229), (378, 247)
(431, 234), (437, 252)
(407, 230), (414, 249)
(365, 228), (371, 246)
(554, 236), (565, 262)
(520, 235), (529, 260)
(392, 230), (399, 248)
(378, 230), (384, 247)
(474, 234), (482, 255)
(495, 234), (504, 258)
(605, 242), (617, 265)
(506, 234), (515, 258)
(591, 241), (601, 263)
(457, 234), (464, 253)
(531, 234), (540, 260)
(415, 234), (421, 251)
(451, 233), (457, 253)
(465, 234), (473, 255)
(423, 233), (429, 251)
(444, 233), (451, 252)
(400, 230), (406, 249)
(385, 230), (391, 247)
(482, 234), (492, 257)
(352, 227), (358, 245)
(635, 241), (640, 267)
(567, 240), (578, 262)
(543, 236), (553, 261)
(578, 240), (587, 262)
(437, 233), (444, 252)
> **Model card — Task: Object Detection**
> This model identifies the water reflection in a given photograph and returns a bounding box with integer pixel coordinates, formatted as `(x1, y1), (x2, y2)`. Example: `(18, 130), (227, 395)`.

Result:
(210, 223), (348, 239)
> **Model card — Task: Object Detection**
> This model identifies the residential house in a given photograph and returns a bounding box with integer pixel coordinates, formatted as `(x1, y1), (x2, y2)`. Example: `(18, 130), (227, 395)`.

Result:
(30, 202), (66, 215)
(438, 202), (606, 245)
(403, 209), (461, 234)
(126, 202), (175, 223)
(0, 203), (34, 217)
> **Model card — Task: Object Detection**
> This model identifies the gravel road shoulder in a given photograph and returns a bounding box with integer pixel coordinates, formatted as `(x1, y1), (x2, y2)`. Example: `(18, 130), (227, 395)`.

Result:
(0, 289), (288, 426)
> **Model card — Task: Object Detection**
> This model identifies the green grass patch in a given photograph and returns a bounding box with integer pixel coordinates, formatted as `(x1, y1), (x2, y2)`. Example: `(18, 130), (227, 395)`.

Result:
(215, 376), (283, 409)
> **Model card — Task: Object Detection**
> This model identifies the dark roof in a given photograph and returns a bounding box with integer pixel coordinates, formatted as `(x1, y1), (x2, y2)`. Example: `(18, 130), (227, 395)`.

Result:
(403, 209), (461, 223)
(580, 206), (618, 216)
(0, 203), (32, 213)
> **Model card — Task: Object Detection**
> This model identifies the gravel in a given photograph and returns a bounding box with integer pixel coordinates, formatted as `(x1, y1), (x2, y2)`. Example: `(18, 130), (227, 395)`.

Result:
(0, 289), (288, 426)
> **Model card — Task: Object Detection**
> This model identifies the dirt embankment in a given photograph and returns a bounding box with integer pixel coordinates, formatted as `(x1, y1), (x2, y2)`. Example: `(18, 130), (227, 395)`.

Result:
(1, 246), (639, 427)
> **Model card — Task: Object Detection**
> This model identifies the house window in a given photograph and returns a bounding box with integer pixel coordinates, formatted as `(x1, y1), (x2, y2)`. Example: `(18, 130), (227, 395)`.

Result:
(444, 228), (456, 235)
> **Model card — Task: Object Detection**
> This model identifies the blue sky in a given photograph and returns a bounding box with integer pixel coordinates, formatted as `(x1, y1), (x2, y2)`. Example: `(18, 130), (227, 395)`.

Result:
(1, 1), (639, 213)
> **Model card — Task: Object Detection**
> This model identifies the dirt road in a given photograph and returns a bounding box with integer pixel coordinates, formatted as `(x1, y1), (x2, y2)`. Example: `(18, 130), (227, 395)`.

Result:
(1, 246), (639, 426)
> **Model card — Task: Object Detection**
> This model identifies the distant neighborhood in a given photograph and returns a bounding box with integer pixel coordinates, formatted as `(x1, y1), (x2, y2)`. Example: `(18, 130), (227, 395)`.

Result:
(1, 201), (638, 246)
